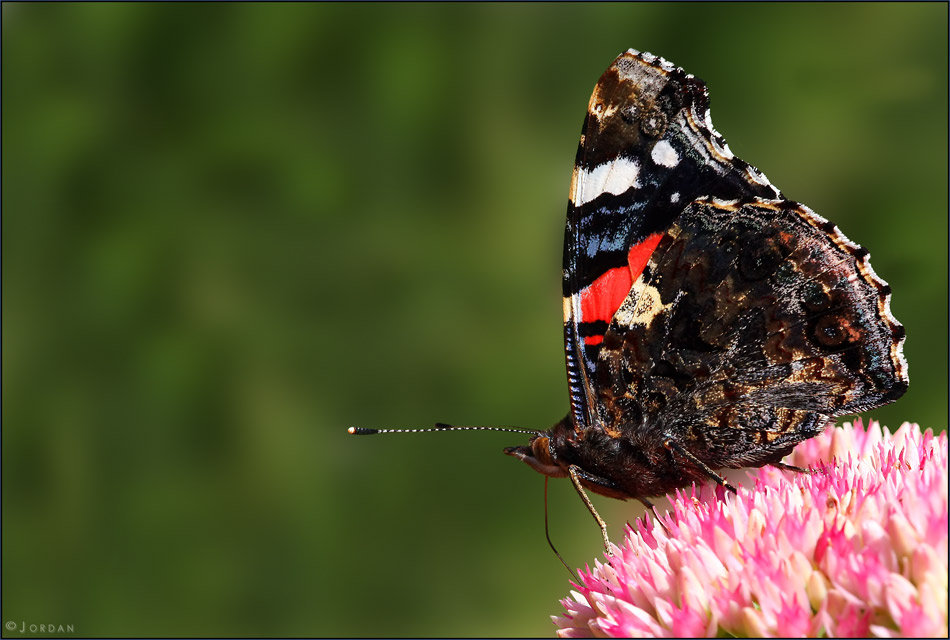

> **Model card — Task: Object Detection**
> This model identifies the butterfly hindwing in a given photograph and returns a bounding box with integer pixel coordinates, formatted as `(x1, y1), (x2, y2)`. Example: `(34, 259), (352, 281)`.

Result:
(596, 198), (908, 470)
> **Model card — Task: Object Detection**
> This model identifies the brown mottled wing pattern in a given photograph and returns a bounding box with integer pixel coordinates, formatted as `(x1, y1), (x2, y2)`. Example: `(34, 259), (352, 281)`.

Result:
(597, 198), (909, 469)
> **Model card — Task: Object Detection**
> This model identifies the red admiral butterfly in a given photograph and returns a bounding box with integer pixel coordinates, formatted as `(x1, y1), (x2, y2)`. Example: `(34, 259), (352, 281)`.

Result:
(352, 49), (909, 553)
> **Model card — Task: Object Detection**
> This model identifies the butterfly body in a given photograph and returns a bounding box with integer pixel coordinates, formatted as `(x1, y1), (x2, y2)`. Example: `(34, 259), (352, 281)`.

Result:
(504, 50), (908, 504)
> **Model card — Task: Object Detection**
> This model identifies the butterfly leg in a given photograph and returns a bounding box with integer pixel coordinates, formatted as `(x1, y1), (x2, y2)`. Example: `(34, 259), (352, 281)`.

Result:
(544, 477), (581, 582)
(771, 461), (814, 474)
(664, 439), (737, 493)
(567, 465), (613, 556)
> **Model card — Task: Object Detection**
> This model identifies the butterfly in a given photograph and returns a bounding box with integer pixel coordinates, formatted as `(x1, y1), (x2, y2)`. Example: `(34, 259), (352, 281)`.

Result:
(353, 49), (909, 554)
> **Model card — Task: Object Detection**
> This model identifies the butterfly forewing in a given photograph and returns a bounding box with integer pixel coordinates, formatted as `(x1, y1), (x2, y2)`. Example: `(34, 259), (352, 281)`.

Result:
(562, 50), (783, 433)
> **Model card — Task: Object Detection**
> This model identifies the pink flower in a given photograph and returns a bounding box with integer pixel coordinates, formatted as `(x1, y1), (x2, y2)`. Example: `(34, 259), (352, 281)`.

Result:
(554, 420), (948, 637)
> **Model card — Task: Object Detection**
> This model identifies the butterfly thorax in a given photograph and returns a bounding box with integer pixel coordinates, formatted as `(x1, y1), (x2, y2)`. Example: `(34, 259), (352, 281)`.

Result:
(505, 415), (709, 501)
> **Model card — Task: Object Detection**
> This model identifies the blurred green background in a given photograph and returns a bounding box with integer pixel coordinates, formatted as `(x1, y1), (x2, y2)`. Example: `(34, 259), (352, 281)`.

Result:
(2, 3), (946, 637)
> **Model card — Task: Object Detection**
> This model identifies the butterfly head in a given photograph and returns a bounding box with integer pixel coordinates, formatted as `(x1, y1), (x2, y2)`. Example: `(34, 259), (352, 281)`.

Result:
(502, 415), (575, 480)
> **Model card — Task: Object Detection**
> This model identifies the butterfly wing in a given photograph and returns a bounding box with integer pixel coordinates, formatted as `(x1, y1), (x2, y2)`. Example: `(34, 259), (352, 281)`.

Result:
(563, 50), (782, 430)
(596, 197), (908, 468)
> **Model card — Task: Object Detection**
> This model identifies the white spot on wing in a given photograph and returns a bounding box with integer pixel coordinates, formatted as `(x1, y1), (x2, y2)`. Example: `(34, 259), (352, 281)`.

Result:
(651, 140), (679, 168)
(573, 158), (640, 206)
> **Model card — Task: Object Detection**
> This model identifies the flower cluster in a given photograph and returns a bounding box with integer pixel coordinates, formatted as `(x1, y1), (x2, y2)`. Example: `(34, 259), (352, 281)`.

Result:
(554, 420), (948, 637)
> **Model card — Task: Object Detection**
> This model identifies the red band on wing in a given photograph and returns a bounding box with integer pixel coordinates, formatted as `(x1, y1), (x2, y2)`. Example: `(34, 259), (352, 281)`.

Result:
(580, 232), (663, 340)
(627, 232), (662, 285)
(581, 265), (632, 325)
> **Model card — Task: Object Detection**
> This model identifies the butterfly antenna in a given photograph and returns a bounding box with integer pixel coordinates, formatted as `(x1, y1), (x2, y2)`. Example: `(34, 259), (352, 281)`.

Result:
(348, 423), (543, 436)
